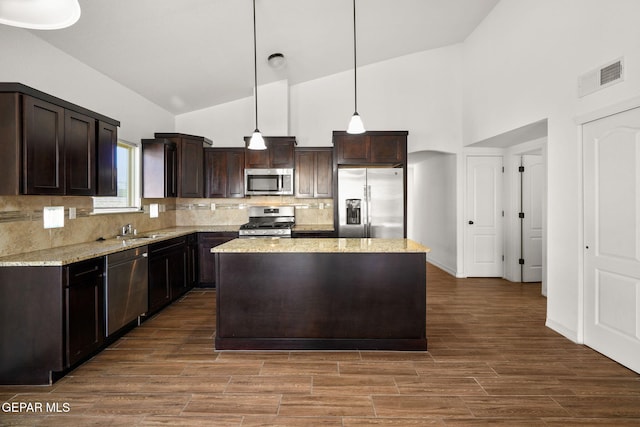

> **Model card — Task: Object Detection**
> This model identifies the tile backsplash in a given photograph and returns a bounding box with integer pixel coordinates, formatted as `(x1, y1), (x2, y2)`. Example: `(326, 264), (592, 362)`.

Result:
(0, 195), (333, 257)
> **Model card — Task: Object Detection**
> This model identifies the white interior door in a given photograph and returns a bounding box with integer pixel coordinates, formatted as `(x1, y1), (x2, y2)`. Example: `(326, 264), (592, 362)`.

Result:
(465, 156), (503, 277)
(583, 106), (640, 374)
(522, 155), (544, 282)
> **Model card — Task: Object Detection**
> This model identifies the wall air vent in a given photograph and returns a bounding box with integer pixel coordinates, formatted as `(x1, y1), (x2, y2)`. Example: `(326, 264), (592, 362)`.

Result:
(578, 57), (624, 97)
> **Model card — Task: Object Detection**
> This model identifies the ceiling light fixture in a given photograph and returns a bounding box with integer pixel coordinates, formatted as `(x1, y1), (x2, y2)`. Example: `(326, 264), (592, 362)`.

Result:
(0, 0), (81, 30)
(267, 52), (285, 69)
(248, 0), (266, 150)
(346, 0), (365, 134)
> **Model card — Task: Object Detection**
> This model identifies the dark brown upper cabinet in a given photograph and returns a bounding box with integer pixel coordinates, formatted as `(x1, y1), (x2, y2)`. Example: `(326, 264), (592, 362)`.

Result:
(0, 83), (120, 196)
(244, 136), (296, 169)
(64, 110), (96, 196)
(142, 138), (178, 198)
(333, 131), (408, 166)
(96, 121), (118, 197)
(23, 96), (66, 195)
(154, 133), (212, 198)
(295, 148), (333, 199)
(204, 148), (245, 198)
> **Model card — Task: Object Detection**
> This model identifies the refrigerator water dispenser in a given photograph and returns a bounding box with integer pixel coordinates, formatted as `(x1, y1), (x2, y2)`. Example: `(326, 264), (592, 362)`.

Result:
(346, 199), (361, 224)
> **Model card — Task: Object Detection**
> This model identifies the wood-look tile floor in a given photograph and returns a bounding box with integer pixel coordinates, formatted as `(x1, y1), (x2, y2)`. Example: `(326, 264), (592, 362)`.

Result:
(2, 264), (640, 426)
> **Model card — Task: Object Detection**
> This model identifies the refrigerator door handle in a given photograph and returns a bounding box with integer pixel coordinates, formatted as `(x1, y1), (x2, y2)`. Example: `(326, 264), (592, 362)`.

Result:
(363, 184), (369, 237)
(367, 185), (372, 237)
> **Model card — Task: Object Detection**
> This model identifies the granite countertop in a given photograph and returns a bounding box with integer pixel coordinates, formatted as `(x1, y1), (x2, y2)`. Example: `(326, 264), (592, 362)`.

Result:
(0, 226), (238, 267)
(212, 238), (430, 254)
(0, 224), (339, 267)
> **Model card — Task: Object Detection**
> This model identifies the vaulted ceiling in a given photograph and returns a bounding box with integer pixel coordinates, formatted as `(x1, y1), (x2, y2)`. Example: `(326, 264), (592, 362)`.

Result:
(31, 0), (499, 114)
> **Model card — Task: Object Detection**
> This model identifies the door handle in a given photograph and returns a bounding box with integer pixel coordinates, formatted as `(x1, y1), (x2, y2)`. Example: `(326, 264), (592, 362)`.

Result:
(468, 220), (474, 225)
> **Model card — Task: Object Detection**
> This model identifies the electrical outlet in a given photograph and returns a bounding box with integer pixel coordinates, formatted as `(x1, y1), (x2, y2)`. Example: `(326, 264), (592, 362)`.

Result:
(68, 207), (76, 219)
(150, 203), (159, 218)
(43, 206), (65, 229)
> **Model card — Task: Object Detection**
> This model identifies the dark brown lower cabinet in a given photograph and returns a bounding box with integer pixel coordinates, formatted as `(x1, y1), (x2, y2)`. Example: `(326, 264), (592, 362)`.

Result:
(186, 233), (199, 288)
(148, 236), (188, 314)
(197, 232), (237, 287)
(0, 257), (105, 385)
(65, 258), (105, 367)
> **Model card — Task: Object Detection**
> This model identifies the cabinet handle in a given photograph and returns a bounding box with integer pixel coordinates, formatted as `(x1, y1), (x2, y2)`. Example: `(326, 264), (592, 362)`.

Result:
(468, 220), (474, 225)
(71, 265), (100, 278)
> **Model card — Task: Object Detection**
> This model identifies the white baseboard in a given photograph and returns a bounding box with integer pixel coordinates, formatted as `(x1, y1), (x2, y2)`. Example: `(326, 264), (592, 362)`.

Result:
(426, 258), (458, 277)
(546, 318), (580, 343)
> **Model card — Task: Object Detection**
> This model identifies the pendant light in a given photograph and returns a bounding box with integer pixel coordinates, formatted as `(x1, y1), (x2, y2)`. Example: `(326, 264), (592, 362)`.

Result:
(347, 0), (365, 134)
(248, 0), (266, 150)
(0, 0), (81, 30)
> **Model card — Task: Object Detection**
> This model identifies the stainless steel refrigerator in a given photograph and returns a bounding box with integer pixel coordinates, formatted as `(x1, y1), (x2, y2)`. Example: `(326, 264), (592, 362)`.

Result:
(338, 168), (404, 238)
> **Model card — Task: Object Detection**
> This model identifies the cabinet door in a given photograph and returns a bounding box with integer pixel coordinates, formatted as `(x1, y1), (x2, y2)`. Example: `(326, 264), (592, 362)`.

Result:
(245, 146), (270, 168)
(65, 259), (104, 367)
(179, 137), (204, 197)
(370, 135), (405, 164)
(335, 134), (369, 164)
(295, 150), (315, 198)
(166, 143), (178, 197)
(186, 234), (198, 289)
(198, 233), (236, 286)
(204, 149), (228, 198)
(168, 244), (187, 300)
(270, 139), (295, 168)
(315, 149), (333, 198)
(65, 110), (96, 195)
(23, 96), (65, 195)
(148, 254), (171, 313)
(227, 149), (245, 197)
(96, 121), (117, 196)
(296, 149), (333, 198)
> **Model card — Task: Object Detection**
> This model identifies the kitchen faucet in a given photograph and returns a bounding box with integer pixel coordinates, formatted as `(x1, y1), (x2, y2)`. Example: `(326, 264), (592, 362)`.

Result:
(121, 224), (133, 236)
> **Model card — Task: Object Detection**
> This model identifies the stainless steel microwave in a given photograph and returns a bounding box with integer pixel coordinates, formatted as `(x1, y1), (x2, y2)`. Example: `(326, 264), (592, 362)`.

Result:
(244, 168), (294, 196)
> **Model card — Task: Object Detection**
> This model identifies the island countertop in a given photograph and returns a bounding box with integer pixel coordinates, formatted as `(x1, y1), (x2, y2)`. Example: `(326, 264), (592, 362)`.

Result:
(211, 238), (430, 254)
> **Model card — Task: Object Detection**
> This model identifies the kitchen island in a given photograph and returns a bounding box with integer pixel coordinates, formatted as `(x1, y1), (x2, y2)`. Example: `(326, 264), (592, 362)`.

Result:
(212, 238), (430, 351)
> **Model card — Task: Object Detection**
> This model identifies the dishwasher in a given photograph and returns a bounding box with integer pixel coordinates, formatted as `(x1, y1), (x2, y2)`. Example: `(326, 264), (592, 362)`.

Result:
(105, 246), (149, 337)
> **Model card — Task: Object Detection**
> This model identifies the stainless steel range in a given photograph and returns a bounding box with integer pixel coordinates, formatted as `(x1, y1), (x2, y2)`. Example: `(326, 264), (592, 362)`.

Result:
(239, 206), (295, 238)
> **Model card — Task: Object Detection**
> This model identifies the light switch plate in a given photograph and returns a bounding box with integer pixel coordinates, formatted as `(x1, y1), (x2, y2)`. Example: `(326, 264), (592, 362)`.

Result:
(43, 206), (65, 229)
(150, 203), (159, 218)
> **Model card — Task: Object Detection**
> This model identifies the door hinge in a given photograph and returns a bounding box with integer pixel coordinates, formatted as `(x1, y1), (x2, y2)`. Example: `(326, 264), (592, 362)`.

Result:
(502, 166), (505, 173)
(502, 255), (505, 261)
(519, 258), (525, 265)
(519, 166), (525, 173)
(519, 212), (525, 219)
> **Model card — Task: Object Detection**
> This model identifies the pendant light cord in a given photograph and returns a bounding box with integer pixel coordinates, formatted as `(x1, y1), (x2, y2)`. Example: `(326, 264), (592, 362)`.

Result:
(253, 0), (259, 130)
(352, 0), (358, 114)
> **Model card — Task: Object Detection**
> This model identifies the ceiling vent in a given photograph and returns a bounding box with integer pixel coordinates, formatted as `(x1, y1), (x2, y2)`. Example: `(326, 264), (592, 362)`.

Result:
(578, 57), (624, 97)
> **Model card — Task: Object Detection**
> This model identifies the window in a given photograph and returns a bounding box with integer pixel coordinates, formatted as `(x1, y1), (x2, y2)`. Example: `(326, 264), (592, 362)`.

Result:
(93, 140), (141, 212)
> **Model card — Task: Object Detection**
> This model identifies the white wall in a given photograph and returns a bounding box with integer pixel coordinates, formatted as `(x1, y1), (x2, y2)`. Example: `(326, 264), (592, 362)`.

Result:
(463, 0), (640, 341)
(0, 25), (174, 143)
(175, 80), (289, 146)
(177, 44), (464, 152)
(408, 151), (458, 274)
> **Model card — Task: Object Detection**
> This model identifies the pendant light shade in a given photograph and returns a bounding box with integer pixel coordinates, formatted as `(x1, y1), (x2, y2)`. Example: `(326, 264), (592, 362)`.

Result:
(249, 129), (266, 150)
(347, 112), (365, 134)
(346, 0), (365, 134)
(247, 0), (267, 150)
(0, 0), (81, 30)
